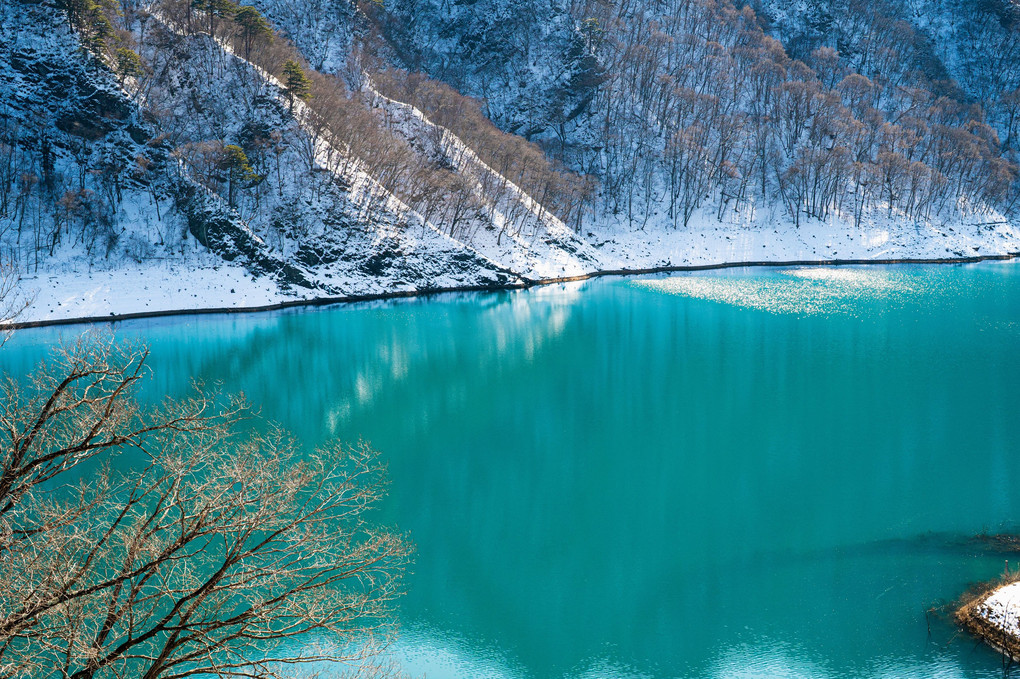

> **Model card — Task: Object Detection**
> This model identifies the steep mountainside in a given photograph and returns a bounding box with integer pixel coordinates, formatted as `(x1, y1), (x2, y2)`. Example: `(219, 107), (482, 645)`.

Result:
(3, 0), (1020, 322)
(0, 0), (525, 308)
(754, 0), (1020, 149)
(363, 0), (1019, 225)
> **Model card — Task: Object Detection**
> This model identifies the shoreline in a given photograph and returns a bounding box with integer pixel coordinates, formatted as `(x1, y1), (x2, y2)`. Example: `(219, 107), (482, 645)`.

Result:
(955, 577), (1020, 663)
(7, 251), (1019, 330)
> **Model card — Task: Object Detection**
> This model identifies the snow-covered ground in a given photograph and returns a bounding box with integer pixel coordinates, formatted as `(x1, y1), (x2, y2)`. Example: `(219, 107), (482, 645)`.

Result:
(17, 260), (295, 323)
(976, 581), (1020, 640)
(13, 209), (1019, 325)
(588, 208), (1020, 269)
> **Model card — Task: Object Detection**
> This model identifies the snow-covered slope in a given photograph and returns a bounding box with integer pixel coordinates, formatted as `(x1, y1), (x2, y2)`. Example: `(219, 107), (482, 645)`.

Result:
(755, 0), (1020, 145)
(4, 0), (1020, 325)
(140, 12), (520, 293)
(1, 0), (524, 323)
(365, 84), (602, 279)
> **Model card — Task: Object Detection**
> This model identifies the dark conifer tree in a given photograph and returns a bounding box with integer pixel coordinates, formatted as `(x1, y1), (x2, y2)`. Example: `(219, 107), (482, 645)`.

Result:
(283, 60), (312, 112)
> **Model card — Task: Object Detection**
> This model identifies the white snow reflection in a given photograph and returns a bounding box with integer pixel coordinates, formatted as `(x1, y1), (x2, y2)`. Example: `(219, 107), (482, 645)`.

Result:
(633, 267), (922, 316)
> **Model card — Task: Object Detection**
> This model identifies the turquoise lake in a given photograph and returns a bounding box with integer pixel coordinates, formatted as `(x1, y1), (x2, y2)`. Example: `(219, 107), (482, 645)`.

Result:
(4, 262), (1020, 678)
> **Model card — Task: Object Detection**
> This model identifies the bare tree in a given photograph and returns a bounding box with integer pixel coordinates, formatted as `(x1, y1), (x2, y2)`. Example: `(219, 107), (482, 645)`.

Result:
(0, 258), (32, 341)
(0, 337), (410, 678)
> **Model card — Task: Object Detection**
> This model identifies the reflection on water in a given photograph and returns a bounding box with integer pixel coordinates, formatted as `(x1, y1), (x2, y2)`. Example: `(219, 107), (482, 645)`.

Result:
(384, 624), (526, 679)
(632, 266), (932, 316)
(711, 641), (999, 679)
(3, 264), (1020, 678)
(710, 643), (833, 679)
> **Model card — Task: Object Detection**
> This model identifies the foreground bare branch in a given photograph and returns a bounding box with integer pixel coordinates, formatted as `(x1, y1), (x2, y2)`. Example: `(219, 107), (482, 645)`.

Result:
(0, 338), (410, 678)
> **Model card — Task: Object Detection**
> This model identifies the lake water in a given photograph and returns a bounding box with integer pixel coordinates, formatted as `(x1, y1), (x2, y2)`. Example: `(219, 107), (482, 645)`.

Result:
(5, 263), (1020, 678)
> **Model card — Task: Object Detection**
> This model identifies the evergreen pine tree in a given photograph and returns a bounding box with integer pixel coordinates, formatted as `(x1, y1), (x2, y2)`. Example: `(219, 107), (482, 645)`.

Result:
(115, 47), (144, 85)
(221, 144), (259, 207)
(192, 0), (235, 37)
(233, 6), (271, 60)
(282, 60), (312, 112)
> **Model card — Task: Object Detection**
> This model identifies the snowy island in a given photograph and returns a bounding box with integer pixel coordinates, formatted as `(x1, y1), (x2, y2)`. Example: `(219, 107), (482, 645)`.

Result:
(956, 579), (1020, 662)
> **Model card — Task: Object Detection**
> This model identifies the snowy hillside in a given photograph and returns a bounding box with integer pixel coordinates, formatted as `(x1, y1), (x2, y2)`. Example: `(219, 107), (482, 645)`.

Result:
(755, 0), (1020, 149)
(1, 0), (524, 322)
(2, 0), (1020, 324)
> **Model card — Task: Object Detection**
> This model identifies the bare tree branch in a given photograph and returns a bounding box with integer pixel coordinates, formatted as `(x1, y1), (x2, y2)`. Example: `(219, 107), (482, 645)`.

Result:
(0, 338), (410, 679)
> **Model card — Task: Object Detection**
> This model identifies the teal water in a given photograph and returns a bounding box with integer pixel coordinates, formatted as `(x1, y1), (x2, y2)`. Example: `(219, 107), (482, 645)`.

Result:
(4, 263), (1020, 678)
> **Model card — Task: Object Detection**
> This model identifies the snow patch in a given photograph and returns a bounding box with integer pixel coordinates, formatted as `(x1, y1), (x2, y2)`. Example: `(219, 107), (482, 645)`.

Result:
(977, 581), (1020, 639)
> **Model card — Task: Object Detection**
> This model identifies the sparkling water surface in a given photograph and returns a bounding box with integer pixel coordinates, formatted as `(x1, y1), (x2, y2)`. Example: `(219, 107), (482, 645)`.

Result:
(4, 263), (1020, 678)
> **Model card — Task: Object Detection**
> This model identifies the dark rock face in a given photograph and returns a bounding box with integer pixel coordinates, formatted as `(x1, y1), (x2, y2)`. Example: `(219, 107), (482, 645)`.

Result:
(295, 242), (347, 268)
(360, 248), (399, 276)
(10, 42), (134, 141)
(175, 184), (321, 292)
(55, 88), (133, 140)
(379, 0), (600, 145)
(1, 15), (157, 189)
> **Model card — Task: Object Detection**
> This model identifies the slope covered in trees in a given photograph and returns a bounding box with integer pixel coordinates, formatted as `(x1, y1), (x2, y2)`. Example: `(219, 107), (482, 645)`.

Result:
(756, 0), (1020, 150)
(0, 0), (530, 303)
(3, 0), (1020, 321)
(369, 0), (1019, 231)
